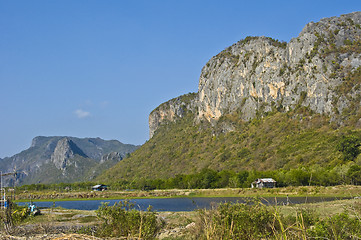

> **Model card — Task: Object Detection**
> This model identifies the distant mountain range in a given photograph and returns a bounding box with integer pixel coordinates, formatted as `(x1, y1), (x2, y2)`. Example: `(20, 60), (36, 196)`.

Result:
(0, 136), (139, 186)
(4, 12), (361, 187)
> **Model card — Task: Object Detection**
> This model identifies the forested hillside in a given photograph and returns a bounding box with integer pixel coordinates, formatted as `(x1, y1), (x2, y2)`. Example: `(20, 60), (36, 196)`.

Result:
(98, 12), (361, 185)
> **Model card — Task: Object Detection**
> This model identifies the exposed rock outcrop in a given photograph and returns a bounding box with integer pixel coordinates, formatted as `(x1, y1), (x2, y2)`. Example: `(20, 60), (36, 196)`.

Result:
(51, 138), (87, 170)
(149, 12), (361, 136)
(100, 152), (122, 164)
(149, 93), (198, 138)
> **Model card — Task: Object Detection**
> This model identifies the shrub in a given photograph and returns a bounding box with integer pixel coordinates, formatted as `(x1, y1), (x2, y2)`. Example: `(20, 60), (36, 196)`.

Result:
(95, 200), (163, 239)
(193, 200), (361, 239)
(0, 200), (31, 234)
(194, 200), (276, 239)
(308, 212), (361, 239)
(11, 203), (31, 224)
(336, 134), (361, 161)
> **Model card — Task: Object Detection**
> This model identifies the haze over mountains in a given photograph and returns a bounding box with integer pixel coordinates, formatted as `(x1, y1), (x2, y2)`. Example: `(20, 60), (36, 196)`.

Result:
(0, 136), (139, 186)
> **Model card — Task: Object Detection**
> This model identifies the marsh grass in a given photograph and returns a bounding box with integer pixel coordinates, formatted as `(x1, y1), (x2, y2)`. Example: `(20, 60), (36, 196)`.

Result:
(192, 199), (277, 239)
(191, 198), (361, 239)
(78, 215), (98, 223)
(94, 200), (164, 239)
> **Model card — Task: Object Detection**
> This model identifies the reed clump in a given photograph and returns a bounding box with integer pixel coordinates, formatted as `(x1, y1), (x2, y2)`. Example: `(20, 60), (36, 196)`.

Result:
(191, 199), (361, 239)
(94, 200), (164, 239)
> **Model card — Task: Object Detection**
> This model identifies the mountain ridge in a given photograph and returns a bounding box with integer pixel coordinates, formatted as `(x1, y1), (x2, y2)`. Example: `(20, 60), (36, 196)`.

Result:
(149, 12), (361, 137)
(0, 136), (139, 186)
(99, 12), (361, 182)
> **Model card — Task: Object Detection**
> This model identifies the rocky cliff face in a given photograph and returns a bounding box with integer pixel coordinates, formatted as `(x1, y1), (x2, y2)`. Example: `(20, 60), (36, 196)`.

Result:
(149, 12), (361, 137)
(149, 93), (198, 137)
(100, 152), (122, 164)
(51, 138), (88, 170)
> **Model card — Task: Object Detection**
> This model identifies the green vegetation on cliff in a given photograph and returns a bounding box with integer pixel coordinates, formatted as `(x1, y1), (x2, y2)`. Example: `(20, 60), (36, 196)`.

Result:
(98, 105), (361, 185)
(98, 12), (361, 186)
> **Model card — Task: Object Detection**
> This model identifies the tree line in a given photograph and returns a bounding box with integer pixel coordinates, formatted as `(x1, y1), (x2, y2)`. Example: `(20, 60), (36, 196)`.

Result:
(110, 164), (361, 190)
(15, 163), (361, 192)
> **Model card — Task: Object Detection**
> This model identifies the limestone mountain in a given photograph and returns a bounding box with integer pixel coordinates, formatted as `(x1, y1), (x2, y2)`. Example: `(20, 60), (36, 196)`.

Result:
(149, 12), (361, 136)
(99, 12), (361, 182)
(0, 136), (139, 186)
(51, 138), (88, 170)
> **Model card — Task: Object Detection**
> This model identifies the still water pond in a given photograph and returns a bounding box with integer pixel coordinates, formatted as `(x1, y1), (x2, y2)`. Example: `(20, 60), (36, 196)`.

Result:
(19, 196), (349, 212)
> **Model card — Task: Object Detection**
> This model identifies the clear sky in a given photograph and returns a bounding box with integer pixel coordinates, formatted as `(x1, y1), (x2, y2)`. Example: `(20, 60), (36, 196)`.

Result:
(0, 0), (360, 158)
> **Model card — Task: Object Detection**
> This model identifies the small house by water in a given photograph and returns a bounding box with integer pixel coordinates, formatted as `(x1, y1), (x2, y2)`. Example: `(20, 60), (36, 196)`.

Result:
(92, 184), (107, 191)
(251, 178), (276, 188)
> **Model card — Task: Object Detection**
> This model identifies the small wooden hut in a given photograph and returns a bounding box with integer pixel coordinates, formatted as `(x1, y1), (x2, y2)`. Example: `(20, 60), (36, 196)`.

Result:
(251, 178), (276, 188)
(92, 184), (108, 191)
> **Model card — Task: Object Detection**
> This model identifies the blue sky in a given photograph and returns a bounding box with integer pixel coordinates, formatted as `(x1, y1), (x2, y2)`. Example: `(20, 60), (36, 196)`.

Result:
(0, 1), (360, 158)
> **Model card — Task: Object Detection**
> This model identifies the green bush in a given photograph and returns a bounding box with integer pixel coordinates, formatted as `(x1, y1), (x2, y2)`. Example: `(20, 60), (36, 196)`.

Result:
(337, 134), (361, 161)
(308, 212), (361, 239)
(11, 204), (31, 224)
(193, 200), (361, 239)
(0, 200), (31, 233)
(194, 201), (276, 239)
(95, 200), (163, 239)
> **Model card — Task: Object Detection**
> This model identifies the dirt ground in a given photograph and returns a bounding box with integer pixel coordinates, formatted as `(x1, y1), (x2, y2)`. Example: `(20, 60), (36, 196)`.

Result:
(1, 207), (197, 240)
(0, 208), (99, 239)
(0, 233), (102, 240)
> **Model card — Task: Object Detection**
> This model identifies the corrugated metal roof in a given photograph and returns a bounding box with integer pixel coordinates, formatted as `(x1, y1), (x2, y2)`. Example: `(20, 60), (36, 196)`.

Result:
(258, 178), (276, 183)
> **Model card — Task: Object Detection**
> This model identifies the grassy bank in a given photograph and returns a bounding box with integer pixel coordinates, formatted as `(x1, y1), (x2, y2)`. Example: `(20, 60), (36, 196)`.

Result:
(14, 185), (361, 202)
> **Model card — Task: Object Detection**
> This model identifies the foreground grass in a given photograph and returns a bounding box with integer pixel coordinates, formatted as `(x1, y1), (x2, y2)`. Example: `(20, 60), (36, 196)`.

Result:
(14, 185), (361, 202)
(3, 198), (361, 239)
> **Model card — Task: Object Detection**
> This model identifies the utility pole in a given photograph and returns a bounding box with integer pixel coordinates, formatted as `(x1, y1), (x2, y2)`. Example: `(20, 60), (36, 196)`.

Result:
(0, 170), (18, 208)
(0, 171), (4, 209)
(1, 170), (18, 232)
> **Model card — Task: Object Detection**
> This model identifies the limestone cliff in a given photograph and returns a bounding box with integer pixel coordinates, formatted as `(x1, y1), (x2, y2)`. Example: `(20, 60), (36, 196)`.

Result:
(51, 138), (88, 170)
(149, 12), (361, 137)
(149, 93), (198, 138)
